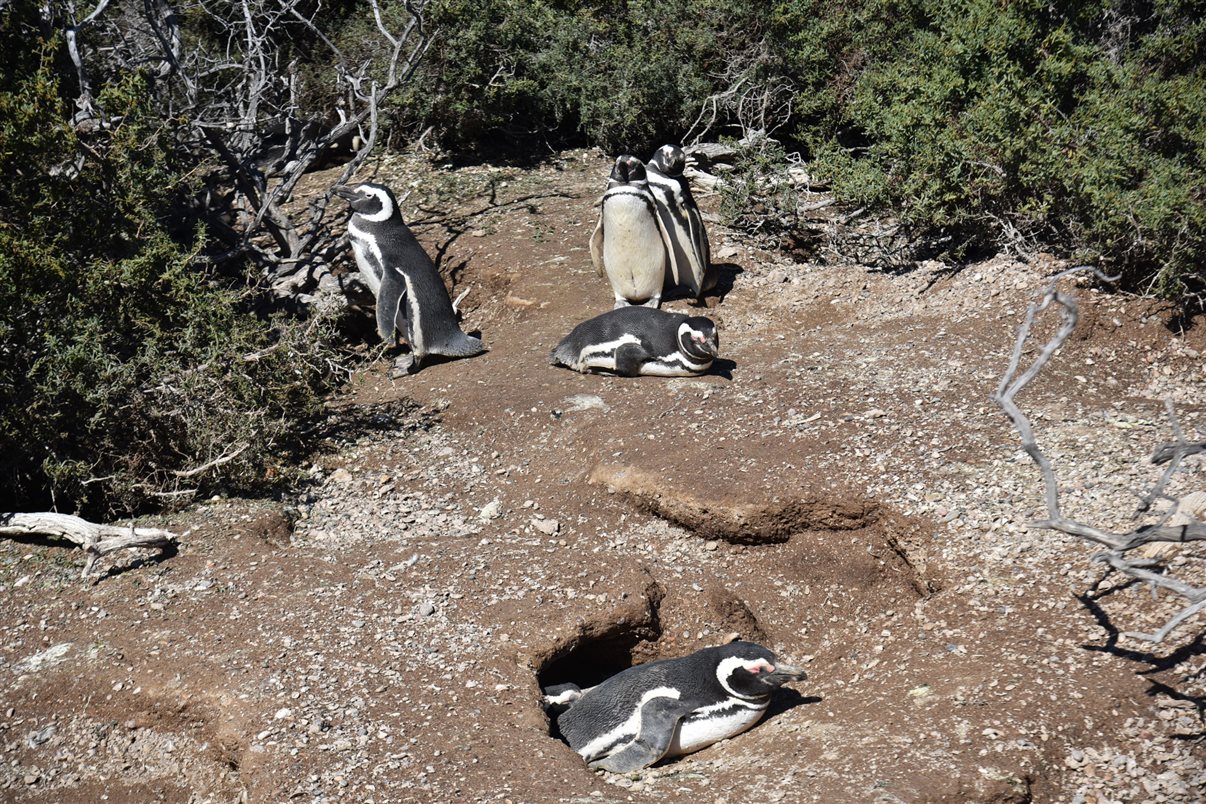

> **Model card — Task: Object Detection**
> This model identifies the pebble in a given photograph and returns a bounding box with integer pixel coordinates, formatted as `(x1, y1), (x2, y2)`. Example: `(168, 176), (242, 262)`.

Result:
(532, 518), (560, 535)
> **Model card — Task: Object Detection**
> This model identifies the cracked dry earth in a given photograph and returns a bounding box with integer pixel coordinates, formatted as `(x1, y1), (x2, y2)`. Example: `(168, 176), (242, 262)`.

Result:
(3, 149), (1205, 803)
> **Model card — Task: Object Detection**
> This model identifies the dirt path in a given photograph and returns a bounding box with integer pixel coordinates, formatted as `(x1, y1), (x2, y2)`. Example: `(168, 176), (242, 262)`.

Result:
(3, 150), (1204, 802)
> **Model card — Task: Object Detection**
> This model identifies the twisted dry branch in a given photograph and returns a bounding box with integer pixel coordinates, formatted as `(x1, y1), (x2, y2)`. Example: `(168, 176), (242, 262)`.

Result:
(992, 267), (1205, 643)
(0, 512), (180, 579)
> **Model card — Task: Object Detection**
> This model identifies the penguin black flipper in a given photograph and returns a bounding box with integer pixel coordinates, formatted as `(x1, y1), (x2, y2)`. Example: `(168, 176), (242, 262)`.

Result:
(589, 697), (695, 773)
(589, 214), (606, 278)
(375, 269), (408, 343)
(612, 342), (650, 377)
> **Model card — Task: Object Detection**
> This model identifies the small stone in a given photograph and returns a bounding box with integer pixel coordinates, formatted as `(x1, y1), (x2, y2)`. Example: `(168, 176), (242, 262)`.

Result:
(532, 518), (560, 536)
(26, 724), (56, 748)
(274, 708), (293, 720)
(478, 500), (503, 521)
(705, 541), (720, 551)
(329, 468), (353, 485)
(419, 602), (436, 617)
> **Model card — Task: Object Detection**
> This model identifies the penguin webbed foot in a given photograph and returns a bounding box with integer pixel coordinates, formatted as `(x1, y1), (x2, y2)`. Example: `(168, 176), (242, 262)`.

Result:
(389, 353), (418, 377)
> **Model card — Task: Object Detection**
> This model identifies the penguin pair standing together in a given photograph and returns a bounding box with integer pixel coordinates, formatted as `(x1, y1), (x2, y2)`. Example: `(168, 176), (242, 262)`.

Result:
(590, 144), (713, 308)
(544, 641), (806, 773)
(334, 183), (485, 374)
(553, 146), (720, 378)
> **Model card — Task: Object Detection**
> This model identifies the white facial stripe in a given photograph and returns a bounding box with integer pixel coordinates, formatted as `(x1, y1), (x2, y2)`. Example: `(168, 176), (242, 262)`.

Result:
(358, 186), (394, 222)
(716, 656), (770, 700)
(543, 689), (581, 706)
(576, 686), (681, 761)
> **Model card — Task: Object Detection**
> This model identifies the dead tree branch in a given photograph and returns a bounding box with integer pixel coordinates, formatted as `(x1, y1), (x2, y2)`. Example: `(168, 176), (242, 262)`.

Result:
(0, 512), (180, 579)
(992, 267), (1206, 643)
(58, 0), (433, 304)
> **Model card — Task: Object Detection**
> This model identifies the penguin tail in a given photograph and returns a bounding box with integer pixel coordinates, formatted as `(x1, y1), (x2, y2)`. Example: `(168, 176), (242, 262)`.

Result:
(439, 332), (487, 358)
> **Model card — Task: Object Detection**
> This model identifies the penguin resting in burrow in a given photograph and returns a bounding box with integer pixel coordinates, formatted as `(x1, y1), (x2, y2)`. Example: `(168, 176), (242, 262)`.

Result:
(589, 155), (668, 309)
(646, 143), (713, 301)
(549, 306), (718, 377)
(334, 182), (485, 373)
(545, 641), (806, 773)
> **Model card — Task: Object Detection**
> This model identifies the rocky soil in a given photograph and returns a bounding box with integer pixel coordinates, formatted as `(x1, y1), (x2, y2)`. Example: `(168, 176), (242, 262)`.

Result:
(2, 149), (1204, 803)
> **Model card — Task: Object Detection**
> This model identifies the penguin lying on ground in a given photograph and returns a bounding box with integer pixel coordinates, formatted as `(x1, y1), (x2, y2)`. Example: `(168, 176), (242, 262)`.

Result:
(646, 144), (713, 301)
(546, 642), (806, 773)
(589, 155), (667, 309)
(549, 306), (718, 377)
(334, 182), (485, 373)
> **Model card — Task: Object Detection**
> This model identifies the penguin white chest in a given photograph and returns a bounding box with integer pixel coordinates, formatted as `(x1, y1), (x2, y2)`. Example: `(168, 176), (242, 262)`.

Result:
(602, 196), (664, 300)
(666, 699), (767, 757)
(348, 220), (384, 296)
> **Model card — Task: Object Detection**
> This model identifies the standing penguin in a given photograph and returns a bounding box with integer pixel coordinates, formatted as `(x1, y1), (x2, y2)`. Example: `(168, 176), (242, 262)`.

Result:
(549, 642), (806, 773)
(334, 182), (485, 373)
(549, 306), (718, 377)
(589, 155), (667, 309)
(646, 144), (712, 300)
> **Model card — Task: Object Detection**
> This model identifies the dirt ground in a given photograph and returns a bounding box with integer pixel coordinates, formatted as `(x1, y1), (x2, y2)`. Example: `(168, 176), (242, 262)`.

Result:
(2, 149), (1204, 803)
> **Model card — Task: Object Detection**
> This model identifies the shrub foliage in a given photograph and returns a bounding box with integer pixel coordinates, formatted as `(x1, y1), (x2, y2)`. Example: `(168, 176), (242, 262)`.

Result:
(408, 0), (1203, 300)
(0, 8), (341, 517)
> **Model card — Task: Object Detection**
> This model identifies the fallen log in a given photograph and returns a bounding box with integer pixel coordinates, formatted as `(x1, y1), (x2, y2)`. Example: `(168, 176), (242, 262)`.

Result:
(0, 512), (180, 579)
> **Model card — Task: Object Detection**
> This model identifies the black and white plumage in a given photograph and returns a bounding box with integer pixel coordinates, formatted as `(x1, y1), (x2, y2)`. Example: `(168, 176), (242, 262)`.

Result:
(589, 155), (668, 309)
(646, 144), (712, 300)
(547, 642), (806, 773)
(549, 307), (718, 377)
(334, 182), (485, 373)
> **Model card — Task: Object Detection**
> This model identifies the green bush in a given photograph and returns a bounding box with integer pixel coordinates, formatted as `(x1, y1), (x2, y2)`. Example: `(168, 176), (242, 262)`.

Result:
(800, 0), (1205, 297)
(0, 15), (341, 517)
(392, 0), (772, 154)
(397, 0), (1202, 302)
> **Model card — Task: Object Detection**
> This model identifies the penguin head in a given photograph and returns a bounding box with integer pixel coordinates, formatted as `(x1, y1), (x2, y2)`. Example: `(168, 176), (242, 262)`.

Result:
(714, 641), (807, 700)
(651, 144), (687, 176)
(610, 154), (647, 185)
(333, 182), (399, 222)
(678, 317), (719, 361)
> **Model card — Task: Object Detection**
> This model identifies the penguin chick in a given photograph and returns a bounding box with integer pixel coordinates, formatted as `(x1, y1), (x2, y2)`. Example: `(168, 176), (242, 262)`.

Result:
(549, 306), (718, 377)
(334, 182), (485, 373)
(551, 642), (806, 773)
(646, 143), (713, 300)
(589, 155), (667, 309)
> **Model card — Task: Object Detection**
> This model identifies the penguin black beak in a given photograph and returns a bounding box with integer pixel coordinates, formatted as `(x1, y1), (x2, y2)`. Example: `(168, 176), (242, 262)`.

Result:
(332, 185), (357, 200)
(765, 662), (807, 687)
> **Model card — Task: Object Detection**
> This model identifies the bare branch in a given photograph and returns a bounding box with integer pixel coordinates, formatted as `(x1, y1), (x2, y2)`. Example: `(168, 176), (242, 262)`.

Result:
(0, 512), (179, 579)
(170, 443), (249, 478)
(993, 268), (1206, 644)
(64, 0), (112, 118)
